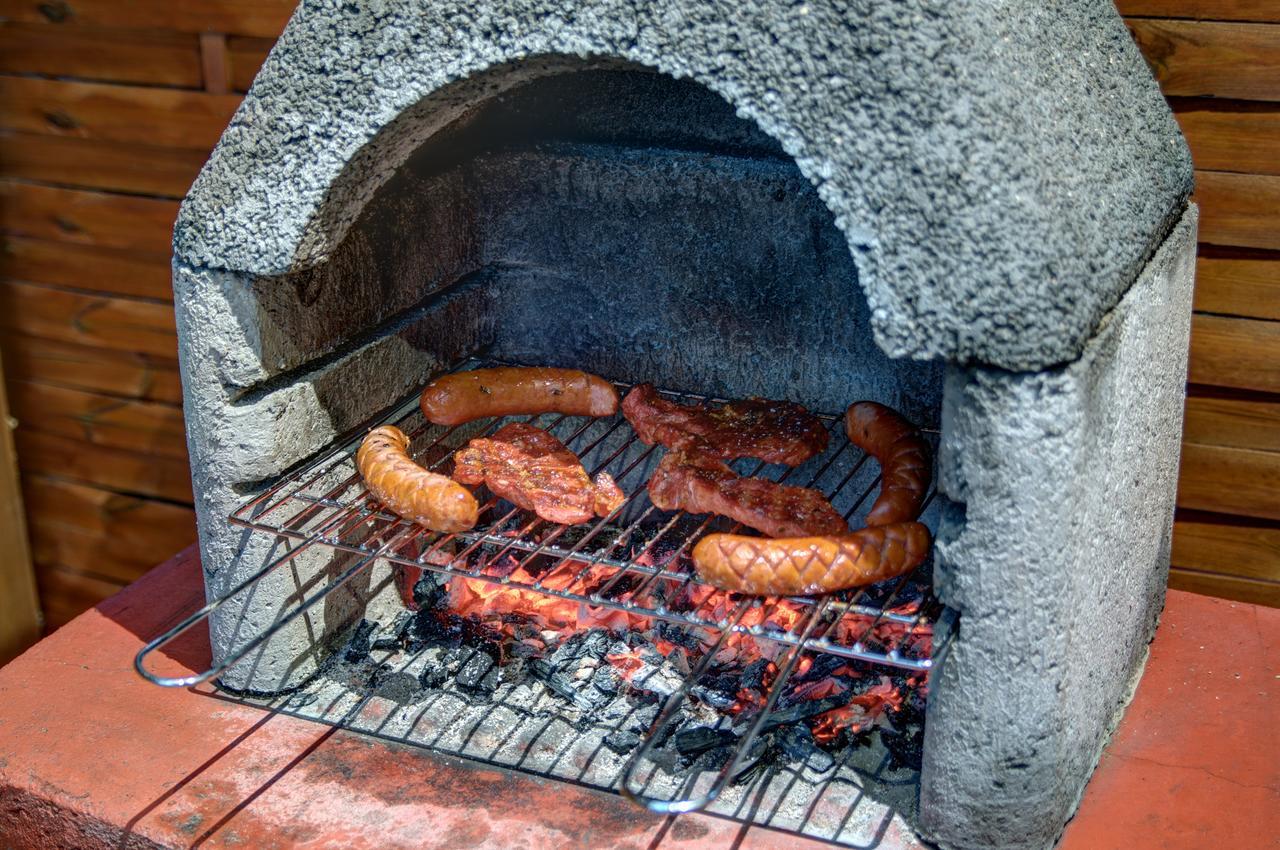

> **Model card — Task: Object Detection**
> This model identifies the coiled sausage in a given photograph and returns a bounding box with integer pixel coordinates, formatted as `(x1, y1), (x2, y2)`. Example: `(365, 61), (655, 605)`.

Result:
(844, 401), (931, 526)
(357, 426), (479, 532)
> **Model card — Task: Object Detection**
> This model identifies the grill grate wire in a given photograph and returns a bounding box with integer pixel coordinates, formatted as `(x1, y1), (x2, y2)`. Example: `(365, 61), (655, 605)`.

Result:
(134, 357), (944, 814)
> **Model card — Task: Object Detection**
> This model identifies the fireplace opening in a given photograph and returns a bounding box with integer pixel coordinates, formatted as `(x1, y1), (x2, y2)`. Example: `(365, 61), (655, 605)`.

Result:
(152, 59), (951, 843)
(162, 7), (1197, 844)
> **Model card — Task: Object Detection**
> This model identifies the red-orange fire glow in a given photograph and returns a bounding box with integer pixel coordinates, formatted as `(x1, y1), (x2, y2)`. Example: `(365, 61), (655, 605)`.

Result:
(811, 676), (905, 743)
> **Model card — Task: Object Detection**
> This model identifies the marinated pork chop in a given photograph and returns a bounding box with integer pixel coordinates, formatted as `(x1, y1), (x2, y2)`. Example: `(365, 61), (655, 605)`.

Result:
(453, 422), (625, 525)
(621, 383), (828, 466)
(647, 448), (848, 538)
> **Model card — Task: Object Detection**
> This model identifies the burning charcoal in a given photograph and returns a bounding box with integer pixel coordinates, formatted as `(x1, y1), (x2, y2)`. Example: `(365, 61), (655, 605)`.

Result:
(731, 732), (778, 785)
(674, 727), (738, 757)
(418, 666), (447, 690)
(413, 611), (466, 647)
(454, 648), (497, 693)
(590, 664), (622, 696)
(740, 659), (773, 691)
(371, 611), (415, 652)
(603, 730), (642, 755)
(690, 683), (737, 711)
(500, 657), (527, 684)
(412, 572), (447, 609)
(342, 619), (378, 662)
(881, 727), (925, 771)
(777, 724), (835, 773)
(757, 694), (850, 733)
(529, 659), (607, 711)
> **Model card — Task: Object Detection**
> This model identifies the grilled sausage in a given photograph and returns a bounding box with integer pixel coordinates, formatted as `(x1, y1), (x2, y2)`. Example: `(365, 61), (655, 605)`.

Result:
(843, 401), (931, 526)
(357, 426), (479, 532)
(691, 522), (931, 596)
(419, 367), (620, 426)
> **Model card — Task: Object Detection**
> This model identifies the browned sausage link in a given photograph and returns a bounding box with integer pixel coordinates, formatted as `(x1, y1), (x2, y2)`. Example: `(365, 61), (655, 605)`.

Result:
(844, 401), (931, 526)
(691, 522), (931, 596)
(419, 367), (620, 426)
(356, 426), (479, 532)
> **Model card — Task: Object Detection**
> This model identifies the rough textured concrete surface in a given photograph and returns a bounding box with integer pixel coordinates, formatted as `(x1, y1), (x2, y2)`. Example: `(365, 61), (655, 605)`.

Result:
(174, 0), (1191, 371)
(921, 205), (1198, 850)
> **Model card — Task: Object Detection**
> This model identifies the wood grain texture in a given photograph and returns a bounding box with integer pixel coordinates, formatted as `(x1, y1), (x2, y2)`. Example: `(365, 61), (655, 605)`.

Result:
(0, 334), (183, 405)
(1195, 170), (1280, 250)
(1167, 567), (1280, 606)
(0, 132), (207, 198)
(13, 428), (193, 503)
(1171, 99), (1280, 176)
(24, 476), (196, 585)
(0, 22), (202, 88)
(1184, 393), (1280, 453)
(0, 235), (172, 300)
(0, 349), (42, 663)
(7, 382), (188, 459)
(1117, 1), (1280, 22)
(0, 280), (178, 358)
(0, 77), (241, 150)
(0, 0), (296, 39)
(1177, 441), (1280, 521)
(1187, 314), (1280, 393)
(34, 562), (124, 629)
(1172, 511), (1280, 583)
(1194, 247), (1280, 320)
(1127, 19), (1280, 101)
(227, 36), (275, 92)
(0, 181), (178, 254)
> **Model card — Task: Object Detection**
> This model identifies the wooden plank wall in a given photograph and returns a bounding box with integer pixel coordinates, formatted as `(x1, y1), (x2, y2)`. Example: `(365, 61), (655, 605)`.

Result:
(0, 1), (1275, 635)
(0, 1), (292, 630)
(1117, 1), (1280, 607)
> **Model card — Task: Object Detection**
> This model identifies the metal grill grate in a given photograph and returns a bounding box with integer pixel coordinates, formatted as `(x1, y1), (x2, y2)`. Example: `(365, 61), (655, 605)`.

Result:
(135, 357), (944, 815)
(231, 358), (939, 667)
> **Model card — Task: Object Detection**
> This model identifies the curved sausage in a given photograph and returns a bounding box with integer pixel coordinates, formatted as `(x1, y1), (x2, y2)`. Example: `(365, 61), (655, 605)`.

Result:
(419, 367), (620, 426)
(357, 426), (479, 532)
(691, 522), (931, 596)
(844, 401), (931, 526)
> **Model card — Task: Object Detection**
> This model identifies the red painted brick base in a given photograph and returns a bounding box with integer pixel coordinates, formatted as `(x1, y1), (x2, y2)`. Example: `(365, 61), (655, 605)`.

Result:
(0, 548), (1275, 849)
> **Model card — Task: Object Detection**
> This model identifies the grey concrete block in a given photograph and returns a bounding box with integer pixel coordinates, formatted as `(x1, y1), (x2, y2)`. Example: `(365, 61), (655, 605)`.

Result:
(920, 205), (1198, 850)
(173, 0), (1191, 371)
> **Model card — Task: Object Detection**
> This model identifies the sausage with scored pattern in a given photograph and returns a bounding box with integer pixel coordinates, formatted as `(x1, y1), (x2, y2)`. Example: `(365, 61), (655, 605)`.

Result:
(691, 522), (931, 596)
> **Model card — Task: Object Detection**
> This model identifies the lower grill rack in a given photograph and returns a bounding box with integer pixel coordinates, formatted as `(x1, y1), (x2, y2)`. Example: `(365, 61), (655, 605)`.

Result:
(135, 357), (943, 815)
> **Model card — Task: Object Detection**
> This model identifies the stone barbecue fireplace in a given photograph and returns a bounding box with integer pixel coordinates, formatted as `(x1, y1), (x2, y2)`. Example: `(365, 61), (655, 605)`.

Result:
(150, 1), (1197, 848)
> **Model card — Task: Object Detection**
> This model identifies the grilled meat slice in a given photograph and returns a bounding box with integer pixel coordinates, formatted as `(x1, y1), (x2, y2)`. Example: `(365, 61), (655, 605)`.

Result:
(453, 423), (625, 525)
(621, 383), (828, 466)
(647, 448), (848, 538)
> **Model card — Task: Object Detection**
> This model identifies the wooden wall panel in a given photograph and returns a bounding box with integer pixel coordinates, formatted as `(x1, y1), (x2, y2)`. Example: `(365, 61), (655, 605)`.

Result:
(0, 78), (242, 150)
(1, 2), (1277, 641)
(0, 335), (183, 406)
(0, 0), (296, 39)
(0, 236), (173, 301)
(0, 22), (202, 87)
(1193, 248), (1280, 321)
(0, 133), (207, 198)
(1126, 19), (1280, 101)
(0, 182), (179, 254)
(1116, 1), (1280, 22)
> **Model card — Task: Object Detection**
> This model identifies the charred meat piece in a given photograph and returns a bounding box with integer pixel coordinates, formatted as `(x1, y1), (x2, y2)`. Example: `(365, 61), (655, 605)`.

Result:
(647, 448), (848, 539)
(622, 384), (828, 466)
(453, 423), (625, 525)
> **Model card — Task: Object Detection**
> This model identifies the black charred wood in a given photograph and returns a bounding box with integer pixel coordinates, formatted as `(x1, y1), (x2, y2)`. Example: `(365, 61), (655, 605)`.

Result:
(603, 730), (642, 755)
(342, 619), (377, 662)
(674, 726), (738, 756)
(529, 659), (607, 711)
